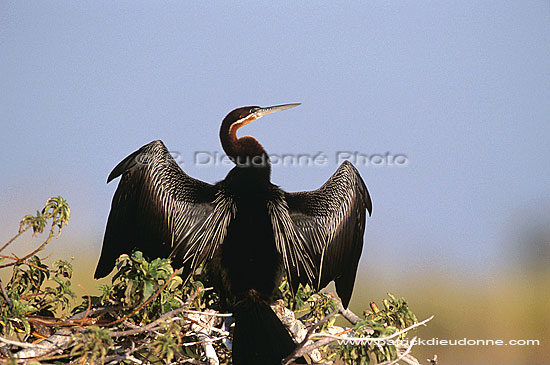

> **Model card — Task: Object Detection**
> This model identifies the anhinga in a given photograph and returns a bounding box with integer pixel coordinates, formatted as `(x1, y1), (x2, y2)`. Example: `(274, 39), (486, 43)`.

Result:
(94, 104), (372, 364)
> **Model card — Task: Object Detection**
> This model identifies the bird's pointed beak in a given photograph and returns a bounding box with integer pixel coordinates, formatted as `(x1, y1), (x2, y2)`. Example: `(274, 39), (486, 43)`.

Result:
(253, 103), (301, 118)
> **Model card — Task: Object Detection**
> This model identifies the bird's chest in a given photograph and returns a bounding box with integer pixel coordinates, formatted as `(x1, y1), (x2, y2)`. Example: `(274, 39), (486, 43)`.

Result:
(223, 199), (275, 255)
(215, 198), (282, 301)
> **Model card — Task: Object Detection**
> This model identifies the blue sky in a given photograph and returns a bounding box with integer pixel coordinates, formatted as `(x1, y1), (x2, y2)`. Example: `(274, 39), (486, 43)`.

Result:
(1, 2), (549, 288)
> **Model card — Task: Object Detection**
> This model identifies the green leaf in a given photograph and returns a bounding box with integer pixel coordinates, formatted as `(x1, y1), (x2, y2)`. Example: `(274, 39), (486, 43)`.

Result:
(143, 280), (155, 301)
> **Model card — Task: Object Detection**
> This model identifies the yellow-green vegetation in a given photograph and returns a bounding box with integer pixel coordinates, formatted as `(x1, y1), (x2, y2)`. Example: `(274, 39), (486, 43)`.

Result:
(0, 197), (423, 364)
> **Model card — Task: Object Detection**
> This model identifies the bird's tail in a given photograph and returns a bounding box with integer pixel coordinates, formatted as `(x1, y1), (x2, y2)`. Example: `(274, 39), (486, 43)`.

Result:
(232, 290), (296, 365)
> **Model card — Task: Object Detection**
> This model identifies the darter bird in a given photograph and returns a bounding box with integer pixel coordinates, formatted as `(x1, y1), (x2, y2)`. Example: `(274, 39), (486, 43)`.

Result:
(94, 104), (372, 364)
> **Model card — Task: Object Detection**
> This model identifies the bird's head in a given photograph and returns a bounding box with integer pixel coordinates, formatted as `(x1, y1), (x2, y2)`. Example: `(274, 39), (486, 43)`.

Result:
(220, 103), (300, 163)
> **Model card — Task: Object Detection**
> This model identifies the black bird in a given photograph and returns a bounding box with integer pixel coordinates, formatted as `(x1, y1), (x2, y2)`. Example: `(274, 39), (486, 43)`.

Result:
(95, 104), (372, 364)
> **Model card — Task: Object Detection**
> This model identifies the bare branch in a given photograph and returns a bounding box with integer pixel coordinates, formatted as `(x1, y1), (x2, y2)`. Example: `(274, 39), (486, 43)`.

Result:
(283, 315), (434, 364)
(282, 311), (337, 364)
(14, 306), (121, 359)
(378, 336), (417, 365)
(311, 315), (433, 344)
(327, 292), (363, 325)
(188, 309), (223, 365)
(0, 336), (50, 349)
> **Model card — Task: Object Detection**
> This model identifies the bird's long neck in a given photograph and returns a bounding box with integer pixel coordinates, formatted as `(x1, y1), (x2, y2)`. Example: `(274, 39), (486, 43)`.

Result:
(220, 118), (271, 177)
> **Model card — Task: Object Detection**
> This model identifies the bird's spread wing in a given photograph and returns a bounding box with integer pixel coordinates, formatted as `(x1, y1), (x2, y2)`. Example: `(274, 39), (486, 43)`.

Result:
(274, 161), (372, 307)
(94, 140), (234, 279)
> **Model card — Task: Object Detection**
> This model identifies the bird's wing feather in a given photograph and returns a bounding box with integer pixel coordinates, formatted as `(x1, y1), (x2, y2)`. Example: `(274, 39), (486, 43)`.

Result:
(276, 161), (372, 307)
(94, 140), (234, 279)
